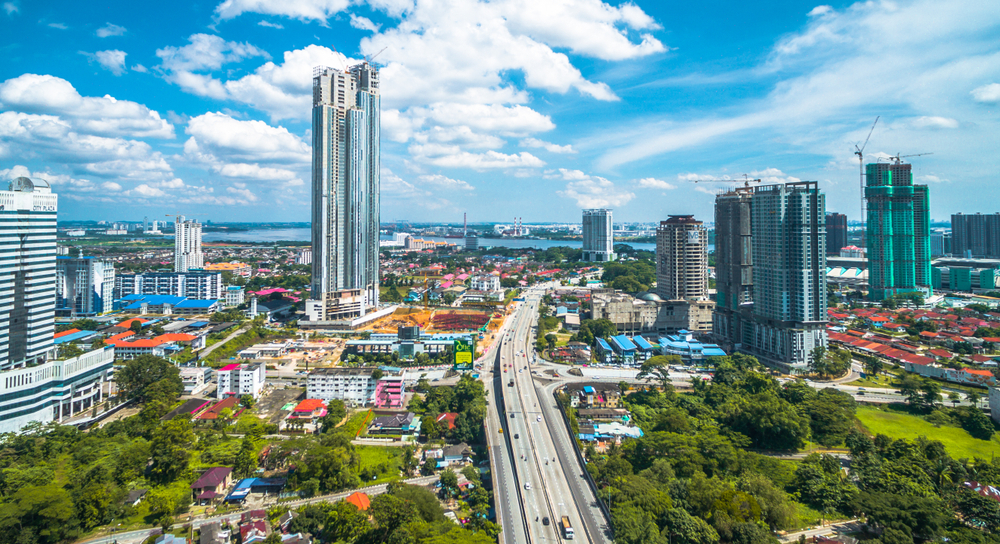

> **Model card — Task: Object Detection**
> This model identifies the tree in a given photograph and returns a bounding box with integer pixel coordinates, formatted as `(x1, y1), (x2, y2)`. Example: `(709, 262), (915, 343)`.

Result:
(234, 435), (259, 477)
(240, 394), (257, 409)
(809, 346), (828, 376)
(439, 468), (459, 499)
(323, 501), (369, 543)
(149, 416), (194, 484)
(401, 447), (418, 477)
(637, 355), (680, 392)
(263, 533), (282, 544)
(115, 355), (183, 403)
(968, 391), (982, 408)
(899, 375), (925, 408)
(863, 356), (884, 378)
(852, 491), (948, 541)
(371, 368), (384, 380)
(920, 380), (942, 409)
(129, 320), (143, 334)
(963, 406), (995, 440)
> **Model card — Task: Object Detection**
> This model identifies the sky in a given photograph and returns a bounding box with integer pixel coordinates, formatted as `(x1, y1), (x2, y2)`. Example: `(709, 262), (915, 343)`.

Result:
(1, 0), (998, 224)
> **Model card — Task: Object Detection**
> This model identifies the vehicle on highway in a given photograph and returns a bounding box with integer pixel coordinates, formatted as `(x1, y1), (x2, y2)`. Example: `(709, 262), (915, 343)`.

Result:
(543, 516), (550, 526)
(537, 415), (542, 421)
(524, 482), (531, 489)
(508, 380), (514, 387)
(514, 433), (519, 439)
(561, 516), (574, 539)
(511, 413), (515, 418)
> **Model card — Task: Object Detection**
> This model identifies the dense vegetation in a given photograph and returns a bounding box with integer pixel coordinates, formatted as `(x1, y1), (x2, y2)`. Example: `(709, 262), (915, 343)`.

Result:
(601, 260), (656, 293)
(409, 374), (488, 446)
(580, 354), (1000, 544)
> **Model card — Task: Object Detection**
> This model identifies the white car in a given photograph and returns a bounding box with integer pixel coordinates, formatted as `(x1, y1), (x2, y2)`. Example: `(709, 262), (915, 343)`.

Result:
(524, 482), (532, 490)
(537, 416), (542, 421)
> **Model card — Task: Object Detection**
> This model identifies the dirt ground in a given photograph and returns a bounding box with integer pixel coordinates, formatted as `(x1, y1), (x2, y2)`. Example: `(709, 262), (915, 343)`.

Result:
(361, 307), (503, 334)
(256, 387), (305, 424)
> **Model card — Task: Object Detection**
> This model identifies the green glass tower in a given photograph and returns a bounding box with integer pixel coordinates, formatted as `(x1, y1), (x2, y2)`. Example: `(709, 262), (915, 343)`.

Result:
(865, 162), (931, 301)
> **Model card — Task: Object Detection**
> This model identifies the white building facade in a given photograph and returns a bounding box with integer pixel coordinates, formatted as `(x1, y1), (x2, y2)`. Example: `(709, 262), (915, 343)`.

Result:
(582, 209), (615, 262)
(115, 271), (224, 300)
(309, 63), (380, 321)
(469, 275), (501, 292)
(307, 367), (377, 405)
(174, 216), (203, 272)
(1, 177), (57, 371)
(55, 255), (116, 317)
(216, 363), (266, 400)
(225, 286), (245, 307)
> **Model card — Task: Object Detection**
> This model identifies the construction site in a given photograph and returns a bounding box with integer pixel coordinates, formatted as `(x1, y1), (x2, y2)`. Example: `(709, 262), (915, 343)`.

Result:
(360, 306), (507, 335)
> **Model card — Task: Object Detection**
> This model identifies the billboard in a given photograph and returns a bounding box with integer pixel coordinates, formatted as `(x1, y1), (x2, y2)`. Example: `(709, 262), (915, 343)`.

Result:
(454, 339), (474, 370)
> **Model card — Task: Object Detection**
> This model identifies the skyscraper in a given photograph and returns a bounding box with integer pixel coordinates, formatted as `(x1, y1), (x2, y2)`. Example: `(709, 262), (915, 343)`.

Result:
(0, 177), (57, 370)
(825, 212), (848, 255)
(713, 188), (753, 346)
(55, 254), (116, 317)
(865, 162), (931, 301)
(656, 216), (708, 301)
(951, 212), (1000, 258)
(174, 216), (203, 272)
(747, 182), (827, 371)
(582, 209), (615, 262)
(308, 63), (380, 321)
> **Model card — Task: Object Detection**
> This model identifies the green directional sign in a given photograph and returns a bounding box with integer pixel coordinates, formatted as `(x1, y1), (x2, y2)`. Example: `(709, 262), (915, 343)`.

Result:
(453, 339), (474, 370)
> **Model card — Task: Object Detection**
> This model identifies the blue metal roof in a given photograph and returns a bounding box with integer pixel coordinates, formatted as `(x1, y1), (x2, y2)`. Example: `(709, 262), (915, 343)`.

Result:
(583, 386), (594, 393)
(54, 330), (96, 344)
(596, 338), (612, 352)
(610, 335), (637, 352)
(187, 321), (210, 327)
(175, 299), (218, 308)
(632, 336), (653, 350)
(702, 346), (727, 357)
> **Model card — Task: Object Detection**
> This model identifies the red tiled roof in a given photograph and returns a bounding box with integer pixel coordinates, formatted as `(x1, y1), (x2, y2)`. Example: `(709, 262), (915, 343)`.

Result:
(116, 318), (148, 328)
(294, 399), (326, 412)
(964, 368), (994, 377)
(928, 349), (953, 358)
(436, 412), (458, 430)
(191, 467), (232, 489)
(970, 355), (994, 364)
(345, 492), (370, 511)
(54, 328), (81, 339)
(919, 331), (939, 338)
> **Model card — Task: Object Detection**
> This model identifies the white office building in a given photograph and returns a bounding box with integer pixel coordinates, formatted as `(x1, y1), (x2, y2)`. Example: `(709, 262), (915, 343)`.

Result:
(174, 216), (203, 272)
(55, 254), (116, 317)
(216, 362), (266, 400)
(115, 271), (224, 300)
(1, 177), (57, 371)
(225, 286), (245, 307)
(469, 275), (501, 292)
(582, 209), (615, 262)
(309, 63), (380, 321)
(307, 367), (378, 406)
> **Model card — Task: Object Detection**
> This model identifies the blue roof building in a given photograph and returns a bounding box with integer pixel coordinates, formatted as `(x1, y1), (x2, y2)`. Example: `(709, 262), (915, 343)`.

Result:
(659, 330), (727, 364)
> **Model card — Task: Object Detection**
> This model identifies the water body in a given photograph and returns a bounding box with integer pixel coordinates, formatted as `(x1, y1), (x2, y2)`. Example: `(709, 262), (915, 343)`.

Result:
(202, 228), (719, 253)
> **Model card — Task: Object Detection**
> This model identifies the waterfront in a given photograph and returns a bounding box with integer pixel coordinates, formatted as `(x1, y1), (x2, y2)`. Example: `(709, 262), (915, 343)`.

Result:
(203, 228), (666, 252)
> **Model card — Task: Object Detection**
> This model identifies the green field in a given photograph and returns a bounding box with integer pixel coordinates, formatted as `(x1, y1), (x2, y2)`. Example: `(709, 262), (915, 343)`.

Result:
(856, 405), (1000, 459)
(356, 445), (405, 485)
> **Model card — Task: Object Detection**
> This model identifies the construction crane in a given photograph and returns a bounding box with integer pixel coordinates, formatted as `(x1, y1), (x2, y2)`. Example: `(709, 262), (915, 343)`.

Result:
(883, 152), (933, 164)
(688, 174), (763, 188)
(854, 116), (879, 247)
(366, 47), (387, 65)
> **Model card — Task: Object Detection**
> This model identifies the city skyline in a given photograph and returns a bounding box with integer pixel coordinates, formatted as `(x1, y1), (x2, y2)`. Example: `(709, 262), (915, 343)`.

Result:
(1, 0), (997, 224)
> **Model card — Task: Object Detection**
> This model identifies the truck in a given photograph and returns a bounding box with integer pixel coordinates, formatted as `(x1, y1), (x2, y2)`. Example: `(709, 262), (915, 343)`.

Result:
(561, 516), (574, 539)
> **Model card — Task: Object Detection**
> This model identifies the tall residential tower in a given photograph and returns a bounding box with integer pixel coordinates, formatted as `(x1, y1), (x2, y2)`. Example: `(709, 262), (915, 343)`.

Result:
(951, 213), (1000, 258)
(582, 209), (615, 262)
(174, 216), (203, 272)
(308, 63), (380, 321)
(656, 216), (708, 301)
(713, 188), (753, 346)
(865, 162), (931, 301)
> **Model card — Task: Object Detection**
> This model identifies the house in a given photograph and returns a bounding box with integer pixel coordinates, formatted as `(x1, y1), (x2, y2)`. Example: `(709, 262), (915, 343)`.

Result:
(439, 443), (473, 468)
(124, 489), (147, 507)
(241, 509), (267, 523)
(345, 491), (371, 511)
(290, 399), (327, 420)
(368, 412), (421, 435)
(278, 511), (299, 533)
(199, 522), (230, 544)
(240, 520), (268, 544)
(191, 467), (233, 503)
(154, 536), (186, 544)
(435, 412), (458, 430)
(281, 535), (311, 544)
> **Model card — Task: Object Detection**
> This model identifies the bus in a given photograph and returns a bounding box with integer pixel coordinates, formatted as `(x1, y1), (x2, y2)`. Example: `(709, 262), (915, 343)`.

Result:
(561, 516), (574, 539)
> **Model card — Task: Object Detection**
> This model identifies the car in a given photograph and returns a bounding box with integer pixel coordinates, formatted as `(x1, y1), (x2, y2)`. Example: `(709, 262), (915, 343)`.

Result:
(524, 482), (531, 489)
(537, 416), (542, 421)
(510, 413), (515, 418)
(542, 516), (550, 526)
(514, 433), (520, 439)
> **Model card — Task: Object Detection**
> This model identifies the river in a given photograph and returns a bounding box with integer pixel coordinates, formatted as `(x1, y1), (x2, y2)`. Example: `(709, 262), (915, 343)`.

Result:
(201, 229), (719, 252)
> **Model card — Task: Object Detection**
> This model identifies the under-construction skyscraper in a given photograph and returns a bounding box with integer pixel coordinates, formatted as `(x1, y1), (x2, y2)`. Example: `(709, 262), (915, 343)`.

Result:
(865, 162), (931, 301)
(307, 62), (381, 321)
(713, 188), (753, 346)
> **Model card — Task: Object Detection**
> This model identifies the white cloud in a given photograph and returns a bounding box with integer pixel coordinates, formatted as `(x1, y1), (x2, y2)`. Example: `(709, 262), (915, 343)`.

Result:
(94, 50), (128, 76)
(257, 20), (284, 29)
(637, 177), (675, 190)
(807, 5), (833, 17)
(132, 64), (148, 73)
(350, 14), (380, 32)
(133, 184), (167, 197)
(911, 116), (959, 129)
(227, 185), (259, 202)
(96, 22), (126, 37)
(155, 34), (269, 98)
(417, 174), (474, 191)
(971, 83), (1000, 104)
(410, 145), (545, 169)
(557, 170), (634, 208)
(520, 137), (575, 154)
(214, 0), (351, 22)
(3, 2), (18, 15)
(917, 174), (948, 183)
(47, 22), (67, 29)
(0, 74), (175, 139)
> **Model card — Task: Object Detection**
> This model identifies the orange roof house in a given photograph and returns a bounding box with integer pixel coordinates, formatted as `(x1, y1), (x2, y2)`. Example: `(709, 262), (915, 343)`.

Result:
(117, 318), (149, 329)
(345, 492), (370, 511)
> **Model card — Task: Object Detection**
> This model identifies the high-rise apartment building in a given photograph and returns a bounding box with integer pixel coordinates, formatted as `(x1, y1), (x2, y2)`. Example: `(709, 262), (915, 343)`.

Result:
(656, 216), (708, 300)
(55, 254), (116, 317)
(865, 162), (931, 301)
(825, 212), (848, 255)
(1, 177), (58, 370)
(308, 63), (380, 321)
(713, 188), (753, 345)
(582, 209), (615, 262)
(0, 177), (113, 432)
(174, 216), (203, 272)
(951, 213), (1000, 258)
(747, 182), (827, 371)
(114, 271), (224, 300)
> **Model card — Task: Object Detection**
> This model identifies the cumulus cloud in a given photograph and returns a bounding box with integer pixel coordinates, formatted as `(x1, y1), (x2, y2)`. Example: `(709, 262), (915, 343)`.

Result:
(520, 137), (575, 154)
(350, 14), (380, 32)
(257, 20), (284, 28)
(911, 116), (959, 129)
(96, 22), (126, 37)
(0, 73), (174, 138)
(182, 112), (309, 184)
(380, 168), (456, 210)
(637, 177), (676, 190)
(557, 170), (634, 208)
(410, 145), (545, 170)
(3, 2), (18, 15)
(92, 50), (128, 76)
(972, 83), (1000, 104)
(155, 34), (269, 98)
(417, 174), (474, 191)
(214, 0), (351, 22)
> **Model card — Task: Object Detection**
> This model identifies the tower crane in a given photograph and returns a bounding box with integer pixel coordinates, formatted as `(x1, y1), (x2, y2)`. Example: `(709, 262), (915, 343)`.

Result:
(854, 116), (878, 247)
(687, 174), (763, 188)
(883, 152), (933, 164)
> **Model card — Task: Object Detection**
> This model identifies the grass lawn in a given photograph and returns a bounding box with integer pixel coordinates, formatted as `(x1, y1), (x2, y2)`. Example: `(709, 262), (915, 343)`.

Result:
(340, 410), (373, 438)
(856, 405), (1000, 459)
(380, 286), (408, 299)
(356, 445), (405, 485)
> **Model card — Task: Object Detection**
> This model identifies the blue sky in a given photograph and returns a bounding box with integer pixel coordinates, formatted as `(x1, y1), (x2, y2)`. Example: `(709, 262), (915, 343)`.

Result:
(1, 0), (998, 224)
